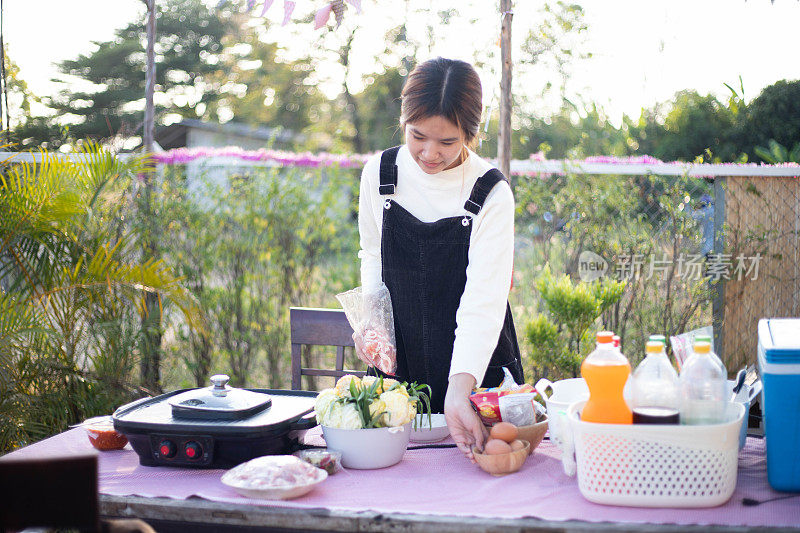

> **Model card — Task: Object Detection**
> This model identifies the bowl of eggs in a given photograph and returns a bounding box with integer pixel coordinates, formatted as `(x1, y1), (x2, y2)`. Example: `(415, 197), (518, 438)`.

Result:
(472, 422), (530, 476)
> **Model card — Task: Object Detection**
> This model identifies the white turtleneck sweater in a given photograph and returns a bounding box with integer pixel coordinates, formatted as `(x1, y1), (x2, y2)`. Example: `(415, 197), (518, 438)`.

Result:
(357, 145), (515, 385)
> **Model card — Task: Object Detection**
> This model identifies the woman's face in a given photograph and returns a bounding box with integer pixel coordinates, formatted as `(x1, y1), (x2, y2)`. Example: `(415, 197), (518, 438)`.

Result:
(405, 115), (465, 174)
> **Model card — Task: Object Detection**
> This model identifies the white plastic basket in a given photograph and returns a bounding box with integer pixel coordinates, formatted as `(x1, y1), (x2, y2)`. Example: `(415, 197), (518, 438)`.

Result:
(563, 401), (744, 508)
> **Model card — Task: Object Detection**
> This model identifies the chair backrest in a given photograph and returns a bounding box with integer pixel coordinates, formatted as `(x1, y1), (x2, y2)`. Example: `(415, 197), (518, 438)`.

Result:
(290, 307), (365, 390)
(0, 453), (98, 531)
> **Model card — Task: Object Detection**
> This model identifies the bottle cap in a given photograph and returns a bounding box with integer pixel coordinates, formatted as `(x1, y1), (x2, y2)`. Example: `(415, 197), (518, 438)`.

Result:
(612, 335), (621, 347)
(648, 334), (666, 345)
(694, 341), (711, 354)
(645, 341), (663, 353)
(596, 331), (614, 343)
(694, 334), (712, 343)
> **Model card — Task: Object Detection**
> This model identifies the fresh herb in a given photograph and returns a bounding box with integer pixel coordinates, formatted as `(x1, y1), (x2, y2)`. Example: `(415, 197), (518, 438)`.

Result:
(333, 377), (432, 429)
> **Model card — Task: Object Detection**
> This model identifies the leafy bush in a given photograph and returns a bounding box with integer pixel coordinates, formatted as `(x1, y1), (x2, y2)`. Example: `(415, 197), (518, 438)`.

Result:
(0, 146), (200, 452)
(158, 164), (360, 389)
(526, 266), (624, 378)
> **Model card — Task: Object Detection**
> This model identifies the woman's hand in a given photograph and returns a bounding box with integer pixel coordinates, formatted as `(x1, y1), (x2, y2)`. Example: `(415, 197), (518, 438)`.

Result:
(444, 373), (487, 463)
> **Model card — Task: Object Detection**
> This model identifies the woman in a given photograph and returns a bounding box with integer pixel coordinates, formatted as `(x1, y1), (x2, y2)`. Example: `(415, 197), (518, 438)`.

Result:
(356, 57), (524, 461)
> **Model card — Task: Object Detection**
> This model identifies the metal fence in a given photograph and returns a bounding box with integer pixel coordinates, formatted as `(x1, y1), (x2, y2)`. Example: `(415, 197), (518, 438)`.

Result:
(4, 151), (797, 380)
(511, 159), (800, 375)
(718, 174), (800, 370)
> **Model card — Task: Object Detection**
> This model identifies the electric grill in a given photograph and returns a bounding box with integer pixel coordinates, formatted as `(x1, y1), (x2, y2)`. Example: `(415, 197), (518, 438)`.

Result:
(112, 375), (317, 468)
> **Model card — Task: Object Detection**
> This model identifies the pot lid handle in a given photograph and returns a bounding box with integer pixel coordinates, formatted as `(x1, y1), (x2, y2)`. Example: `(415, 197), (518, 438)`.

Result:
(210, 374), (230, 396)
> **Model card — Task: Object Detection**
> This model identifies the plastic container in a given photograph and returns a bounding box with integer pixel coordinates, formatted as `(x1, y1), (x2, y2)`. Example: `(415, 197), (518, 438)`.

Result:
(679, 341), (727, 425)
(535, 377), (589, 449)
(581, 331), (632, 424)
(564, 400), (744, 507)
(726, 380), (755, 451)
(757, 318), (800, 491)
(82, 416), (128, 451)
(294, 449), (342, 475)
(631, 341), (680, 424)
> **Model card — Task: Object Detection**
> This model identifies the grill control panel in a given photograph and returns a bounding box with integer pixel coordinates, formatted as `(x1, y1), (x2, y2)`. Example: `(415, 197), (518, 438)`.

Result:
(149, 434), (213, 466)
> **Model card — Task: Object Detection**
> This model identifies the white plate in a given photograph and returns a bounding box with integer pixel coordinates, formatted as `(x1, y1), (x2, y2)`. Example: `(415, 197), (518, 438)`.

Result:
(221, 456), (327, 500)
(410, 414), (450, 442)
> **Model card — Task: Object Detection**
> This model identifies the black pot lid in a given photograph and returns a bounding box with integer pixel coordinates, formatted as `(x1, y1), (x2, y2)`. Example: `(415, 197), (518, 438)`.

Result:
(168, 375), (272, 420)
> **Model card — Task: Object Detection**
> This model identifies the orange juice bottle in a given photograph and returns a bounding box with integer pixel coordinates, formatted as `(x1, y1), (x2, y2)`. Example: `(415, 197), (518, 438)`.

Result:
(580, 331), (633, 424)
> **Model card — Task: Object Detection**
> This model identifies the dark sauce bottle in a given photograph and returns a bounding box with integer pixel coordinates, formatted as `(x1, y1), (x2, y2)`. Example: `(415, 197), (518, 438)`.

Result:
(632, 406), (680, 425)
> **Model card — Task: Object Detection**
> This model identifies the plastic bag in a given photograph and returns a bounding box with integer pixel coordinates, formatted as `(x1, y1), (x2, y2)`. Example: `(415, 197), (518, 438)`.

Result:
(469, 368), (544, 426)
(669, 325), (713, 371)
(336, 284), (397, 375)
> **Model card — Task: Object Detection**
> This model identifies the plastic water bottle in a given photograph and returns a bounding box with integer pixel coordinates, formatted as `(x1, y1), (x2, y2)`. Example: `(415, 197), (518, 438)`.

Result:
(649, 334), (666, 347)
(581, 331), (633, 424)
(631, 341), (680, 424)
(679, 341), (727, 425)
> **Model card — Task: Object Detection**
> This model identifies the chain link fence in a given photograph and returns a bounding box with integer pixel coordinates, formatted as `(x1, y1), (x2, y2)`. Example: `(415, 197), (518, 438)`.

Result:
(510, 169), (714, 377)
(509, 161), (800, 379)
(717, 175), (800, 371)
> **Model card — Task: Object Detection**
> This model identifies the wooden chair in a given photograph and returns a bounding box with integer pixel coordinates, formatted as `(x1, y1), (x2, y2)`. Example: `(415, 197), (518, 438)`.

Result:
(0, 454), (156, 533)
(290, 307), (365, 390)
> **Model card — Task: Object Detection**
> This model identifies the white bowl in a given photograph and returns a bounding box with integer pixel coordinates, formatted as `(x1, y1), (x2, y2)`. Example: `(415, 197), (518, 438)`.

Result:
(410, 414), (449, 442)
(321, 423), (411, 469)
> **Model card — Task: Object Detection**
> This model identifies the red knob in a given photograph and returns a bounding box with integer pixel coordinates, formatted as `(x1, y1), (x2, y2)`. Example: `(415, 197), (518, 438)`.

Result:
(158, 440), (176, 458)
(184, 441), (202, 460)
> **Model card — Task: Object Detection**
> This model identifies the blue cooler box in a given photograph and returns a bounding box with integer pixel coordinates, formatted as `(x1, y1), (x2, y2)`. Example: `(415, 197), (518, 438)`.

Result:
(757, 318), (800, 492)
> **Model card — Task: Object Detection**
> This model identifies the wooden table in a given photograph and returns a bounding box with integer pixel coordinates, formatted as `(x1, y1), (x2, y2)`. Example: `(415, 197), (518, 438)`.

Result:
(99, 494), (800, 533)
(5, 426), (800, 533)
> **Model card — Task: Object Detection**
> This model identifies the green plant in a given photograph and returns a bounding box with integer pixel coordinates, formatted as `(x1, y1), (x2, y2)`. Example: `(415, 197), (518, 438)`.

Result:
(527, 265), (624, 377)
(157, 163), (359, 389)
(753, 139), (800, 164)
(0, 145), (200, 452)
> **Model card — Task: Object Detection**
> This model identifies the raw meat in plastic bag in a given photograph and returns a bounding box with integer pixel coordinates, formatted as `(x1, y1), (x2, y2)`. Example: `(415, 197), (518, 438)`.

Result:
(336, 284), (397, 375)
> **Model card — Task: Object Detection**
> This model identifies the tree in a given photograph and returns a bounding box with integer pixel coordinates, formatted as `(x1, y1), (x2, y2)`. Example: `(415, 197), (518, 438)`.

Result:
(526, 266), (624, 378)
(1, 50), (67, 150)
(742, 79), (800, 162)
(222, 34), (323, 136)
(353, 66), (404, 152)
(477, 1), (594, 160)
(49, 0), (235, 142)
(627, 91), (738, 162)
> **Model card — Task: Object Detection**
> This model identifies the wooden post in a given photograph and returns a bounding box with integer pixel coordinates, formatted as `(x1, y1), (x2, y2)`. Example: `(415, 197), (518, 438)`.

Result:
(144, 0), (156, 152)
(140, 0), (162, 393)
(498, 0), (513, 180)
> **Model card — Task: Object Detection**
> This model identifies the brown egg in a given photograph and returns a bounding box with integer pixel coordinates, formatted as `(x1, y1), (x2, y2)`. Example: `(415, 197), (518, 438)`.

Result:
(490, 422), (518, 443)
(510, 439), (525, 451)
(483, 438), (513, 455)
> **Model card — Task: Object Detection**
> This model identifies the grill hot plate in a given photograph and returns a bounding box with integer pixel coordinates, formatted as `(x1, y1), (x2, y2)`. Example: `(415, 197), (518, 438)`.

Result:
(113, 379), (317, 468)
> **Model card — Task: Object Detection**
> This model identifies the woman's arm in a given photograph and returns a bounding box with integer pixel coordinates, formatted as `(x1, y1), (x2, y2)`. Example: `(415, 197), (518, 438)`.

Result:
(449, 181), (516, 384)
(445, 181), (515, 462)
(357, 157), (383, 292)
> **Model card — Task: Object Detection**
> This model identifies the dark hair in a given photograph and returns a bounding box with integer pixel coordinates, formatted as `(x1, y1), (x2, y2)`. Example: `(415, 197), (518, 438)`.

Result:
(400, 58), (483, 148)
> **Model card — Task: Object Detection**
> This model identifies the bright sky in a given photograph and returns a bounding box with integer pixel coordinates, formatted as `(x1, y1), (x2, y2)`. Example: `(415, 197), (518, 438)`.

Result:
(5, 0), (800, 126)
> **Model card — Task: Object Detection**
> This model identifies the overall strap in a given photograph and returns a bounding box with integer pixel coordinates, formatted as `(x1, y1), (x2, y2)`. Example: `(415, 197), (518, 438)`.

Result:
(379, 146), (402, 195)
(464, 168), (507, 215)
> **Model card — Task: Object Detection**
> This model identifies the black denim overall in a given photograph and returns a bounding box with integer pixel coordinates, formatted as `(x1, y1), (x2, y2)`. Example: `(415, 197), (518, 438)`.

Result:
(375, 146), (524, 413)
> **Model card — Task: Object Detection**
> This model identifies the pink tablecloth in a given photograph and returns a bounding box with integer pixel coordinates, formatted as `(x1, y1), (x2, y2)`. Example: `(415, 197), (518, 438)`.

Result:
(4, 428), (799, 528)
